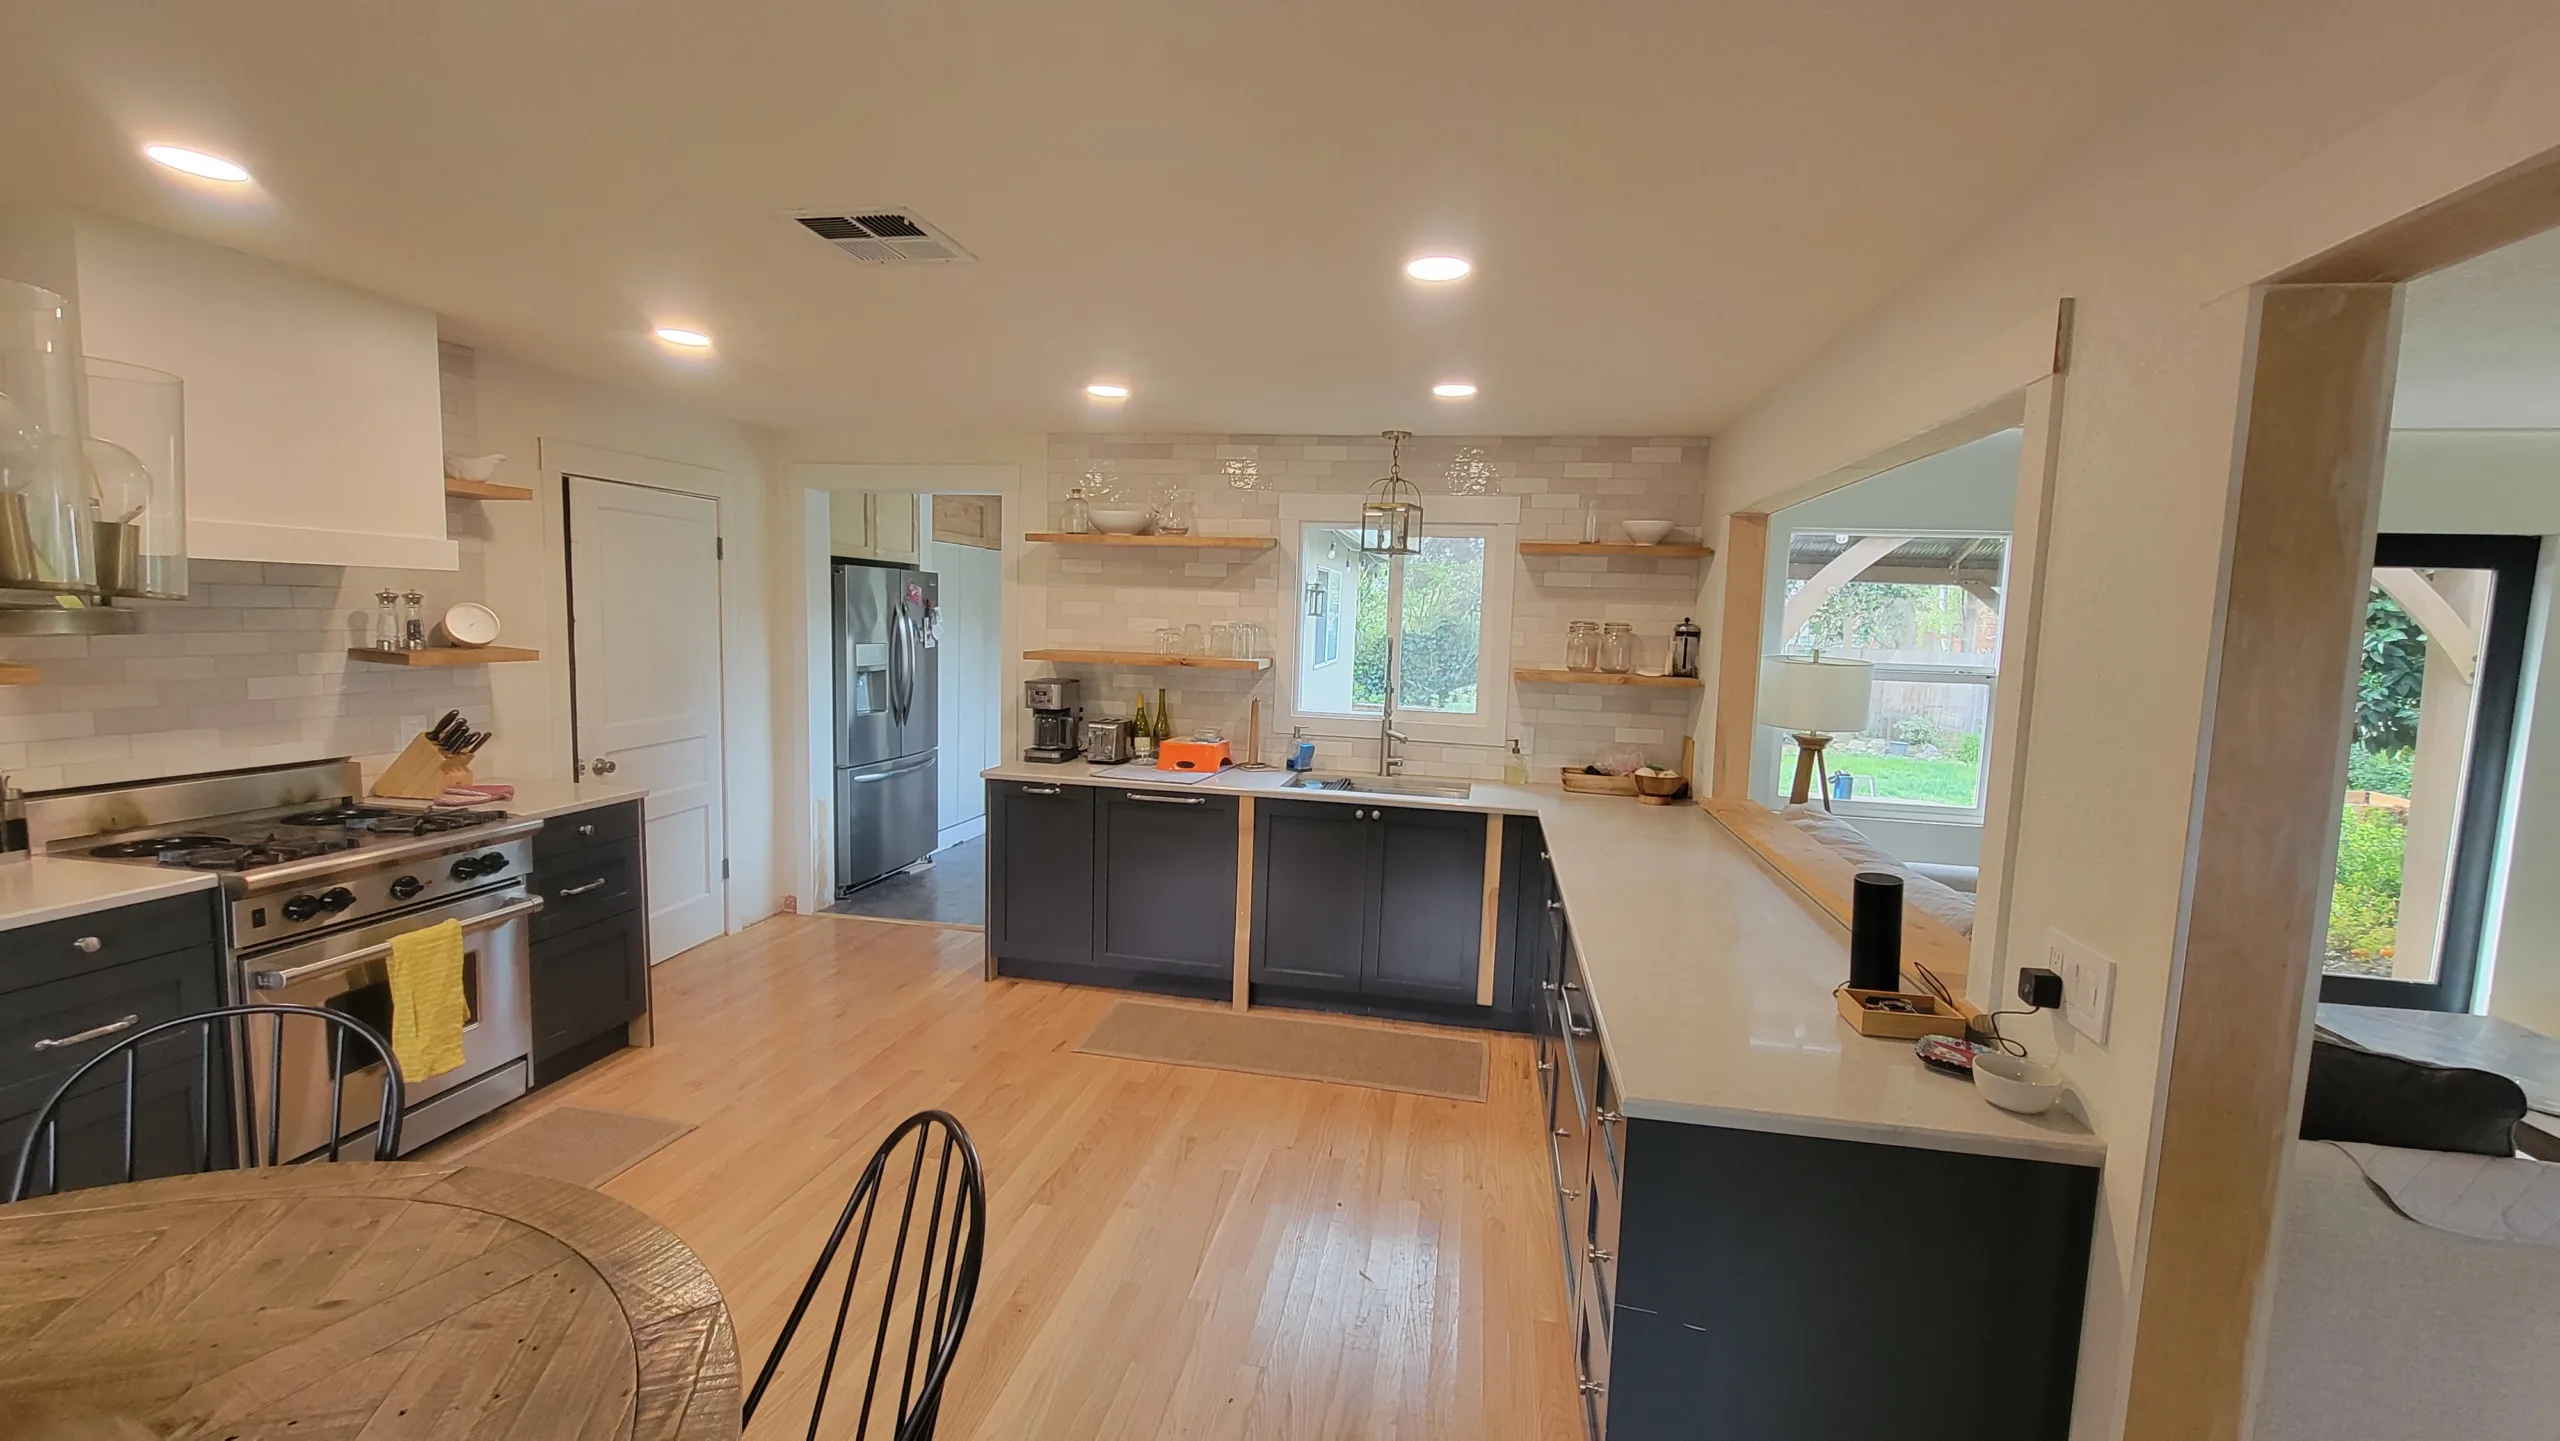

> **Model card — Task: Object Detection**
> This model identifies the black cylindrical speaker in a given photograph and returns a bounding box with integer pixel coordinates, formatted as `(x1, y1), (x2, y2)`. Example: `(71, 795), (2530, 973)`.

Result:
(1849, 870), (1904, 992)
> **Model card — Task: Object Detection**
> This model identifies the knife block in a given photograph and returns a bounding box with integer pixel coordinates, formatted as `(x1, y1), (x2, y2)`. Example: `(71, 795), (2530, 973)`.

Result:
(373, 732), (474, 801)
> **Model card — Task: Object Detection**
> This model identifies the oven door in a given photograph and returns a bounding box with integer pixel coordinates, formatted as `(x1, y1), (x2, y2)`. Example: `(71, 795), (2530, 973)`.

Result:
(239, 884), (539, 1160)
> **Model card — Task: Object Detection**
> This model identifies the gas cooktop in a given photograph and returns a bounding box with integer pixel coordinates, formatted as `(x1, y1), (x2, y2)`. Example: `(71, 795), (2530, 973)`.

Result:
(75, 804), (511, 872)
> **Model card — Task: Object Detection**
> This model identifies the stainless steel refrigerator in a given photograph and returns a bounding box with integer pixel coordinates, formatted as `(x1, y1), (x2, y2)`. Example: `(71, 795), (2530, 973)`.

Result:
(833, 560), (939, 896)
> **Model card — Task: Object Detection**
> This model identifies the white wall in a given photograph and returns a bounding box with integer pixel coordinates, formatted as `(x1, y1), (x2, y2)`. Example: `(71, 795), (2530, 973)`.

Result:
(1691, 8), (2560, 1436)
(2379, 429), (2560, 1034)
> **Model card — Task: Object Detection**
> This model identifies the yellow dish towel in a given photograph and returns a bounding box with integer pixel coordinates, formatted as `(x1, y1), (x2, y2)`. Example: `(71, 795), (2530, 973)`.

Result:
(387, 918), (468, 1081)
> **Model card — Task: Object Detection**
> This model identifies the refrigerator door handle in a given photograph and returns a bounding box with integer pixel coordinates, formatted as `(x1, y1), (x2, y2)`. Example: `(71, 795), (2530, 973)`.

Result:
(889, 604), (914, 725)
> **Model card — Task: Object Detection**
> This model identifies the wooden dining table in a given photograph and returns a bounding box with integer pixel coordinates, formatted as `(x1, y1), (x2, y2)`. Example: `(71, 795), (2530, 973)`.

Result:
(0, 1162), (742, 1440)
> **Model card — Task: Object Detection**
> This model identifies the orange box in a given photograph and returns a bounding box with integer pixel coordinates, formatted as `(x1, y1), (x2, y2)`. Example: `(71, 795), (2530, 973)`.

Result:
(1157, 739), (1232, 772)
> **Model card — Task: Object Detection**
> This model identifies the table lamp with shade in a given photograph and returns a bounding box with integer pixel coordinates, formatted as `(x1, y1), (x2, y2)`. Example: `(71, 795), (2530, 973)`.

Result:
(1758, 654), (1875, 809)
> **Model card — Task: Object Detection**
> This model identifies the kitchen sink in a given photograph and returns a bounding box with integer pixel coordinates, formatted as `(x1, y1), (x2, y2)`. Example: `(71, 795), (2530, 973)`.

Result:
(1283, 772), (1475, 801)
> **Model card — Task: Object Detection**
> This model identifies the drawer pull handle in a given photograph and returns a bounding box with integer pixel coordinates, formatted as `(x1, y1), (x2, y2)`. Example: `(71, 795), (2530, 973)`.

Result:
(1579, 1380), (1605, 1398)
(1535, 1058), (1553, 1073)
(1586, 1245), (1614, 1264)
(1545, 899), (1563, 912)
(577, 822), (597, 837)
(1562, 980), (1581, 991)
(1540, 980), (1559, 992)
(1560, 1186), (1580, 1200)
(71, 935), (102, 954)
(34, 1014), (139, 1051)
(1553, 1126), (1570, 1138)
(1596, 1109), (1622, 1126)
(557, 878), (610, 898)
(1020, 784), (1062, 796)
(1126, 792), (1205, 805)
(1570, 1025), (1594, 1038)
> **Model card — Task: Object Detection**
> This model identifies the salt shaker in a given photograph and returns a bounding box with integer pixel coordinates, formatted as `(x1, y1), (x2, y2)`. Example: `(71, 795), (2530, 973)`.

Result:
(402, 590), (426, 650)
(375, 590), (400, 650)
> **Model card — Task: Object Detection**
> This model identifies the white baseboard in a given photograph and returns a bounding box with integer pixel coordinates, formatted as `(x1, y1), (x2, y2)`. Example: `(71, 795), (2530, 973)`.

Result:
(937, 814), (986, 850)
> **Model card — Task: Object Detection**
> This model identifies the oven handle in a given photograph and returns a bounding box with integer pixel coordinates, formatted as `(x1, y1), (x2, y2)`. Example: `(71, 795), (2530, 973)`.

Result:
(249, 896), (545, 991)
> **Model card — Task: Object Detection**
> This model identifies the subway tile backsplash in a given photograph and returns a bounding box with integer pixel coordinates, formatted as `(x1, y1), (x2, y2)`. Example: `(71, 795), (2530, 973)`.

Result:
(1037, 433), (1712, 779)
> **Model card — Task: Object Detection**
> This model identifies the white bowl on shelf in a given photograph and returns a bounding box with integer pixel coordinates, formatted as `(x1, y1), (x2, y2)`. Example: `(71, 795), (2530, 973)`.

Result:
(1621, 519), (1674, 545)
(1972, 1053), (2065, 1115)
(437, 602), (503, 648)
(444, 453), (506, 482)
(1089, 508), (1152, 535)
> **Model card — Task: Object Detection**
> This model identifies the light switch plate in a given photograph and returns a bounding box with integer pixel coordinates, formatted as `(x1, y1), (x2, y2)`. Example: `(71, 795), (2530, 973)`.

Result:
(2045, 928), (2117, 1046)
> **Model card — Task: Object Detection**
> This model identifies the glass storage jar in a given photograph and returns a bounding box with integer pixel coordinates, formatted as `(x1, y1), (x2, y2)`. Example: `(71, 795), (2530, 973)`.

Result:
(1061, 485), (1092, 534)
(1600, 622), (1638, 674)
(1565, 620), (1601, 672)
(0, 279), (98, 595)
(83, 358), (188, 599)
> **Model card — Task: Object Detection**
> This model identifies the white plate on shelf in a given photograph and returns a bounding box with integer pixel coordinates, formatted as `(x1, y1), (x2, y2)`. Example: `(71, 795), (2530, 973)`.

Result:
(438, 601), (502, 648)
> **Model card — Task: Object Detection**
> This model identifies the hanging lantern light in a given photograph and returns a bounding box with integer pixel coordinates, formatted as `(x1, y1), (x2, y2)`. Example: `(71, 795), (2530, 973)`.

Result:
(1360, 429), (1423, 555)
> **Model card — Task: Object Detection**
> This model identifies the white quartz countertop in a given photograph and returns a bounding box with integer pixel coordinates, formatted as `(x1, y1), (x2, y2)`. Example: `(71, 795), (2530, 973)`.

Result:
(465, 778), (647, 823)
(0, 857), (220, 933)
(981, 761), (2104, 1168)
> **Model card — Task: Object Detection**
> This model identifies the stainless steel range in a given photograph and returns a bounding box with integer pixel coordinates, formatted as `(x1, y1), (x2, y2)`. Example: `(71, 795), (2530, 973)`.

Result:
(29, 759), (541, 1158)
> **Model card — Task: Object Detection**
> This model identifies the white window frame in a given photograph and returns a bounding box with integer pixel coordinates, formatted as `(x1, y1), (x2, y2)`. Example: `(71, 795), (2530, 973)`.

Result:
(1778, 526), (2008, 824)
(1277, 494), (1518, 746)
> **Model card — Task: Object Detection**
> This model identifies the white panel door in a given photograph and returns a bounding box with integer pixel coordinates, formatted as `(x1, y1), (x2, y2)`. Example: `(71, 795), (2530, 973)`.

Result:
(568, 476), (727, 962)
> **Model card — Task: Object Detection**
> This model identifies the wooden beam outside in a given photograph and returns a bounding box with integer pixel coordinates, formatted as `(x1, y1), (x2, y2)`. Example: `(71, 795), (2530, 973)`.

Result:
(1710, 513), (1770, 801)
(2120, 284), (2399, 1441)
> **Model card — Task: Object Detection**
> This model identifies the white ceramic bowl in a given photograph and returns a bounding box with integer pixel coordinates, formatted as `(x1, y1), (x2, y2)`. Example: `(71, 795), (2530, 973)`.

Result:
(444, 453), (506, 482)
(437, 601), (503, 648)
(1089, 508), (1151, 535)
(1972, 1053), (2065, 1115)
(1621, 519), (1674, 545)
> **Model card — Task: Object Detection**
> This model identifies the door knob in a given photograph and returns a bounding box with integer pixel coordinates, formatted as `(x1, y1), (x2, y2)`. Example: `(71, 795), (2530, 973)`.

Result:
(591, 758), (618, 775)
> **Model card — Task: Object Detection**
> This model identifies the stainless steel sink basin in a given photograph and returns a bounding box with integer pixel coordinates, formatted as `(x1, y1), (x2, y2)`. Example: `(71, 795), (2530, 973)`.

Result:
(1283, 772), (1474, 801)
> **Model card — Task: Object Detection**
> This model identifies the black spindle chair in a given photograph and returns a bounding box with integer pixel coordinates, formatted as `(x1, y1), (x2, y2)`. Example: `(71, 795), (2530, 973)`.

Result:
(7, 1004), (404, 1203)
(743, 1109), (987, 1441)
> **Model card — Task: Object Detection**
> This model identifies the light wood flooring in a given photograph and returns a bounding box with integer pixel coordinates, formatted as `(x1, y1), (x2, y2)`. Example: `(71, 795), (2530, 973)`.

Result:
(476, 913), (1583, 1439)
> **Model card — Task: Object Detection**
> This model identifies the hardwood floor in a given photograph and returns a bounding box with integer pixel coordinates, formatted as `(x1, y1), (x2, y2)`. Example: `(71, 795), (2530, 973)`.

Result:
(474, 914), (1583, 1439)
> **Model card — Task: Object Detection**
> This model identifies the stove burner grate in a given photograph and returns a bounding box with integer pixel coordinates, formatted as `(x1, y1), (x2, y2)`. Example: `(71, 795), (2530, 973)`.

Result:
(88, 834), (235, 860)
(155, 833), (364, 871)
(280, 805), (504, 834)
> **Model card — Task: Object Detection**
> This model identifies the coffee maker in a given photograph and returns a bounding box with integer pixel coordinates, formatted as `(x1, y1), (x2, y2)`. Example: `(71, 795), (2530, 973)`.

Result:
(1023, 678), (1084, 763)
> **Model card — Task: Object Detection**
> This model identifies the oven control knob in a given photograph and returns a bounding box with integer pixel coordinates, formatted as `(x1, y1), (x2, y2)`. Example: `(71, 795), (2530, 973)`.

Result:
(318, 887), (357, 913)
(474, 851), (509, 875)
(280, 893), (325, 922)
(449, 856), (483, 880)
(387, 874), (425, 901)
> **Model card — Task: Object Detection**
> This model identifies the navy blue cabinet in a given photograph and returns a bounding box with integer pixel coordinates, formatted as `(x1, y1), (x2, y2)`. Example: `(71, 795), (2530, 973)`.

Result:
(986, 780), (1096, 970)
(529, 800), (651, 1088)
(1251, 799), (1493, 1012)
(1092, 789), (1237, 983)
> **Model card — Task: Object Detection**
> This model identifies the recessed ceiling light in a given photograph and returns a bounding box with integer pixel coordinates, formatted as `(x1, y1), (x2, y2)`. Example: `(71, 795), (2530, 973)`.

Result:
(1405, 255), (1471, 282)
(1085, 383), (1130, 399)
(144, 145), (252, 183)
(653, 326), (714, 349)
(1432, 382), (1478, 398)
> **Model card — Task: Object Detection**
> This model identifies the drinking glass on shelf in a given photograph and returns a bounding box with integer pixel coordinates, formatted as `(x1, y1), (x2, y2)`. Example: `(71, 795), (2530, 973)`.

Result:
(1235, 621), (1263, 658)
(1180, 623), (1207, 655)
(1210, 623), (1236, 657)
(1156, 626), (1183, 654)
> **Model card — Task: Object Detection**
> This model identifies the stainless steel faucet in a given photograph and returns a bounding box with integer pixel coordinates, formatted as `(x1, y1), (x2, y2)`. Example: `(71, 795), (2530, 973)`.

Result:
(1378, 689), (1408, 776)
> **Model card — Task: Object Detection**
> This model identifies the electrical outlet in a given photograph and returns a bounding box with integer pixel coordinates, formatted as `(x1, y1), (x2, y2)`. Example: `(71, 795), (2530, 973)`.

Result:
(2045, 928), (2117, 1045)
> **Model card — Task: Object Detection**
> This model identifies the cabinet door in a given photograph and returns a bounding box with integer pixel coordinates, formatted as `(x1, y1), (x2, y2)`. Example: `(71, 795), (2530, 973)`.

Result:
(1094, 790), (1238, 977)
(1251, 800), (1371, 991)
(0, 942), (231, 1196)
(1367, 806), (1488, 1001)
(986, 781), (1095, 968)
(529, 910), (648, 1062)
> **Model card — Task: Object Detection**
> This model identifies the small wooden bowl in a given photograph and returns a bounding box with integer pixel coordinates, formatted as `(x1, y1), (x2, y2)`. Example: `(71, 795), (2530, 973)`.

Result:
(1632, 772), (1689, 804)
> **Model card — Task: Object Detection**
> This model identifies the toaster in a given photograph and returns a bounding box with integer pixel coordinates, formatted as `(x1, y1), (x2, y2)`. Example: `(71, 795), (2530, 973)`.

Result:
(1157, 737), (1232, 772)
(1081, 718), (1136, 764)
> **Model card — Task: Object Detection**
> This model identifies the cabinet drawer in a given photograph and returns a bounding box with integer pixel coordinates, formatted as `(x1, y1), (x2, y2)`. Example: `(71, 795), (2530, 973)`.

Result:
(533, 800), (642, 865)
(529, 910), (647, 1062)
(0, 943), (224, 1098)
(2, 893), (220, 993)
(532, 839), (642, 940)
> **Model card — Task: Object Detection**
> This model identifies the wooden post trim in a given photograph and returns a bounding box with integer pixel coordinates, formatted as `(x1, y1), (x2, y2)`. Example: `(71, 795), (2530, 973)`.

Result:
(1232, 796), (1255, 1011)
(2121, 284), (2400, 1441)
(1476, 814), (1504, 1006)
(1710, 513), (1771, 801)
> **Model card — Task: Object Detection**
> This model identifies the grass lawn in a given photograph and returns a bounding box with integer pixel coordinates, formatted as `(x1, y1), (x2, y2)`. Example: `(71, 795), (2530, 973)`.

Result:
(1821, 751), (1978, 807)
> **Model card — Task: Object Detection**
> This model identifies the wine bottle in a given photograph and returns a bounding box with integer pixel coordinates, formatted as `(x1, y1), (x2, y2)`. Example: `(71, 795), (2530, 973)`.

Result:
(1133, 693), (1154, 758)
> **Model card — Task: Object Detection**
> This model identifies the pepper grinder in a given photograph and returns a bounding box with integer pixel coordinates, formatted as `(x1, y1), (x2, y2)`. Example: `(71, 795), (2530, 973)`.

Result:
(402, 590), (427, 650)
(374, 589), (401, 650)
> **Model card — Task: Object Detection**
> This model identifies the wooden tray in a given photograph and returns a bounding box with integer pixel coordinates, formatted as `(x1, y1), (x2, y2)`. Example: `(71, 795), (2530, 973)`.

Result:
(1559, 768), (1638, 796)
(1835, 987), (1968, 1040)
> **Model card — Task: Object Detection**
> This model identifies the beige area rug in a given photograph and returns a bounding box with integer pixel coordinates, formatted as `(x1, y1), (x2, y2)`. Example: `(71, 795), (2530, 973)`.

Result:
(1075, 1002), (1488, 1102)
(450, 1106), (694, 1188)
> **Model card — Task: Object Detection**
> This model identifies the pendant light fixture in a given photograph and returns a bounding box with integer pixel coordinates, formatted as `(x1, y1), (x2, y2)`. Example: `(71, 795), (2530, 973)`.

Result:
(1360, 430), (1423, 556)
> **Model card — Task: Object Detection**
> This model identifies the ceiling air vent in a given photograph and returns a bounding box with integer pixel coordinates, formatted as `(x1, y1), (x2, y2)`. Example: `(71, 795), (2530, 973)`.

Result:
(787, 208), (975, 265)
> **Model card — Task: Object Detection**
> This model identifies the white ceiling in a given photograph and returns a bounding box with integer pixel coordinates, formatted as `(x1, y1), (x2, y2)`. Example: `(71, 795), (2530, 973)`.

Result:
(0, 1), (2266, 436)
(2398, 226), (2560, 429)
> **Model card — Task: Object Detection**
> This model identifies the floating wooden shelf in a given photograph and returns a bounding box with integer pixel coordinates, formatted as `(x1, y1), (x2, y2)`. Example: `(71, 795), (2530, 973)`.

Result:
(0, 663), (39, 685)
(1026, 532), (1278, 552)
(1513, 668), (1701, 688)
(1519, 541), (1715, 559)
(348, 646), (541, 667)
(444, 477), (536, 502)
(1024, 649), (1272, 671)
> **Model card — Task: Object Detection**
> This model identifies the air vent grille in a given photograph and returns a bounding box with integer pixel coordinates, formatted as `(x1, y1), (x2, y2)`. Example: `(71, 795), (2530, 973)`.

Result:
(788, 208), (974, 265)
